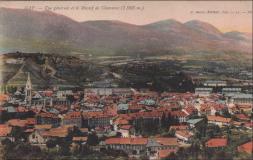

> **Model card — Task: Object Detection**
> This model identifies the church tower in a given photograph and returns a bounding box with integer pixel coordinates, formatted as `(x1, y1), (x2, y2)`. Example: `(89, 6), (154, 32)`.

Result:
(25, 72), (32, 106)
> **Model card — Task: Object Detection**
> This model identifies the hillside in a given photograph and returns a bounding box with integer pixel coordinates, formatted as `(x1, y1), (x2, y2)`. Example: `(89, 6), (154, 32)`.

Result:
(0, 52), (102, 88)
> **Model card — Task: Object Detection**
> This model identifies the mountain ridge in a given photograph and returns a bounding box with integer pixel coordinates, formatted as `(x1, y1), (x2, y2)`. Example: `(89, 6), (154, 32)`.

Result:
(0, 7), (252, 56)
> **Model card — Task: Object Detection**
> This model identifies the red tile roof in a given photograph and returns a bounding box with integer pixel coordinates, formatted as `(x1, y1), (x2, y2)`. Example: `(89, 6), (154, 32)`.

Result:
(244, 122), (253, 128)
(80, 128), (89, 133)
(7, 119), (28, 127)
(135, 111), (163, 118)
(207, 115), (231, 123)
(118, 114), (133, 121)
(0, 124), (12, 137)
(104, 105), (118, 116)
(200, 102), (226, 112)
(16, 106), (28, 113)
(235, 114), (249, 121)
(41, 126), (69, 138)
(37, 112), (59, 119)
(155, 137), (179, 146)
(83, 111), (112, 119)
(171, 111), (188, 117)
(237, 104), (252, 109)
(73, 136), (88, 142)
(0, 107), (4, 112)
(35, 124), (53, 130)
(184, 106), (197, 115)
(175, 130), (193, 139)
(128, 103), (144, 110)
(114, 118), (129, 125)
(105, 137), (148, 145)
(24, 128), (35, 133)
(43, 90), (53, 97)
(170, 125), (188, 131)
(237, 141), (253, 154)
(119, 125), (132, 130)
(206, 138), (228, 148)
(25, 118), (36, 125)
(0, 94), (9, 102)
(64, 111), (82, 120)
(158, 149), (177, 159)
(156, 106), (171, 112)
(232, 121), (243, 127)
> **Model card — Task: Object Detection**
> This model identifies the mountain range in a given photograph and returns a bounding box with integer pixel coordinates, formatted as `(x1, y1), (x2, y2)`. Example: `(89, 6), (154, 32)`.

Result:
(0, 7), (252, 57)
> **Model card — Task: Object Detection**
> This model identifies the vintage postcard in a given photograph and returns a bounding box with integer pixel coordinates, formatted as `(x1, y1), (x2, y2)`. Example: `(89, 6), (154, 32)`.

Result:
(0, 1), (252, 160)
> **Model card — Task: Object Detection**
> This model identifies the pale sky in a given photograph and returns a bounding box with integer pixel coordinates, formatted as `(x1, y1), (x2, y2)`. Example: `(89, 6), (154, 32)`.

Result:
(0, 1), (252, 33)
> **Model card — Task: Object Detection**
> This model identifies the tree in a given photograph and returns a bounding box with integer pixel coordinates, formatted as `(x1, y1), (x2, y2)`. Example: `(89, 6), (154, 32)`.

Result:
(71, 126), (83, 137)
(168, 129), (176, 137)
(11, 126), (25, 142)
(46, 139), (57, 149)
(164, 152), (177, 160)
(58, 139), (71, 156)
(66, 95), (75, 104)
(64, 126), (84, 145)
(87, 132), (99, 146)
(175, 147), (188, 160)
(0, 149), (4, 160)
(190, 142), (201, 159)
(222, 110), (231, 118)
(231, 115), (238, 121)
(116, 132), (122, 137)
(212, 150), (232, 160)
(161, 112), (167, 128)
(3, 141), (43, 159)
(215, 112), (221, 116)
(1, 138), (12, 146)
(206, 124), (221, 138)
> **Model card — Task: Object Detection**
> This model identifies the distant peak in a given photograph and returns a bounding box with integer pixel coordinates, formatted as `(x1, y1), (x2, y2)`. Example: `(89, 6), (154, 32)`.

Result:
(184, 19), (222, 35)
(159, 19), (181, 23)
(224, 31), (252, 41)
(82, 20), (136, 26)
(224, 31), (252, 36)
(146, 19), (182, 26)
(0, 7), (77, 23)
(225, 31), (241, 34)
(184, 19), (213, 25)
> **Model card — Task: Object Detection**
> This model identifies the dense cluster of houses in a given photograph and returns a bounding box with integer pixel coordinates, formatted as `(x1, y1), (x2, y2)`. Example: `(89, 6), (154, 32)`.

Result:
(0, 75), (252, 159)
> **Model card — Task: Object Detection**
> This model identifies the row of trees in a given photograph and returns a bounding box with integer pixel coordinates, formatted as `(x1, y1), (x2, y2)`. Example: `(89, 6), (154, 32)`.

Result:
(1, 125), (104, 159)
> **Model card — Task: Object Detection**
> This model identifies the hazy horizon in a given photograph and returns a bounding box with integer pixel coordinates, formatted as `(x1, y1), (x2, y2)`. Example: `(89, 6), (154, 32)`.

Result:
(0, 1), (252, 33)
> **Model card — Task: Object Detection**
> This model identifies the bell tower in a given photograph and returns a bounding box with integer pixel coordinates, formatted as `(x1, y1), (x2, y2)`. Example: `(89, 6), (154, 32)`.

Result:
(25, 72), (32, 106)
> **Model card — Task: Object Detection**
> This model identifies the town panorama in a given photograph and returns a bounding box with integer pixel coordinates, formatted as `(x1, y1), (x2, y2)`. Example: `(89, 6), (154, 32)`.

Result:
(0, 1), (252, 160)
